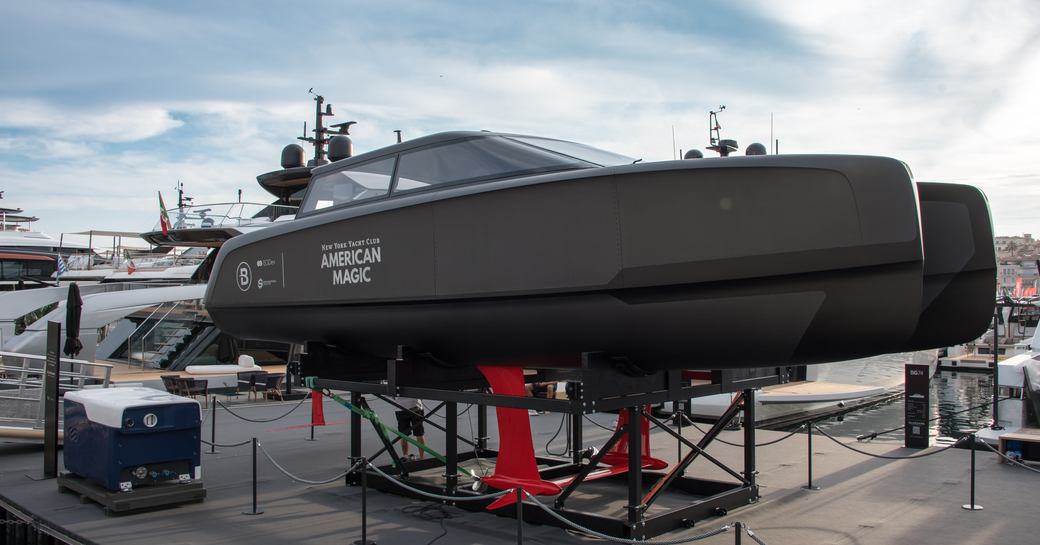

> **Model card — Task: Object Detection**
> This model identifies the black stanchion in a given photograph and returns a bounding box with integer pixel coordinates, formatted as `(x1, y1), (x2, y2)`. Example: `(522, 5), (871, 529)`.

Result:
(209, 396), (219, 454)
(734, 521), (742, 545)
(243, 438), (264, 515)
(804, 424), (819, 490)
(354, 458), (375, 545)
(516, 487), (523, 545)
(962, 434), (983, 511)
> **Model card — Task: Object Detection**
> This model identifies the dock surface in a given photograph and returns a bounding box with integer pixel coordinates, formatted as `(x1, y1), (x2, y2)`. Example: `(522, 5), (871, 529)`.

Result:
(1, 394), (1036, 544)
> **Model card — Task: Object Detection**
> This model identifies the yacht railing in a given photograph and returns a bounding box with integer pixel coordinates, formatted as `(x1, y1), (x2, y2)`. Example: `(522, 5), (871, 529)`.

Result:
(126, 301), (182, 367)
(150, 202), (298, 233)
(0, 350), (113, 429)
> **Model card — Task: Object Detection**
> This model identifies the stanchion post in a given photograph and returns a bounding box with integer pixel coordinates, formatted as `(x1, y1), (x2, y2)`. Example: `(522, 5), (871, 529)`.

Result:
(962, 433), (983, 511)
(243, 437), (263, 515)
(516, 487), (523, 545)
(209, 397), (218, 454)
(734, 521), (742, 545)
(354, 458), (375, 545)
(804, 423), (819, 490)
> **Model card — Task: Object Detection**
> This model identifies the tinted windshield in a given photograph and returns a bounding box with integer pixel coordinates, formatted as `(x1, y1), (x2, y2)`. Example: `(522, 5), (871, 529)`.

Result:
(299, 157), (396, 214)
(395, 136), (594, 194)
(507, 136), (635, 166)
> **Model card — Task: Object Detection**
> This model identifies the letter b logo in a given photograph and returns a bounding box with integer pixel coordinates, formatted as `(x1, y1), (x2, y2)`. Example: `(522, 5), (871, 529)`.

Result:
(236, 262), (252, 292)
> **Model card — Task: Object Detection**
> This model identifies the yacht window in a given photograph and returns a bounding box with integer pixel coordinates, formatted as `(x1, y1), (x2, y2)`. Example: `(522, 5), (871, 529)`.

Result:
(506, 136), (635, 166)
(300, 157), (396, 214)
(394, 137), (593, 194)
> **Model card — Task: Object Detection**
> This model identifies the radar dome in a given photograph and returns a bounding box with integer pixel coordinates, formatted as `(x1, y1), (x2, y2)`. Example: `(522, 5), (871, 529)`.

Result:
(329, 135), (354, 162)
(745, 143), (767, 156)
(683, 149), (704, 159)
(281, 144), (305, 169)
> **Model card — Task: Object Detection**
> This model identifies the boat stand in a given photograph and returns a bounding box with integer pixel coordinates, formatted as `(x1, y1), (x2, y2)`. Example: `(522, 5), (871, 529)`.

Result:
(306, 348), (790, 540)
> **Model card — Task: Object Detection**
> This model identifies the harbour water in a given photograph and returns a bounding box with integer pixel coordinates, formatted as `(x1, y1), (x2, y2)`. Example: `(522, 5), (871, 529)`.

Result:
(808, 351), (994, 441)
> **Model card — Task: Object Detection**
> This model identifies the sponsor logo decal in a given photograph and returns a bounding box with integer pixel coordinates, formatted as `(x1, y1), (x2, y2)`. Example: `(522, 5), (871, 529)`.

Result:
(320, 237), (382, 285)
(236, 262), (252, 292)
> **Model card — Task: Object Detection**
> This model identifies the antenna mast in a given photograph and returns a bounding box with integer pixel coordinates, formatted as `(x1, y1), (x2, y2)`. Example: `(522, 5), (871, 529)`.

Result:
(706, 105), (738, 157)
(298, 89), (356, 166)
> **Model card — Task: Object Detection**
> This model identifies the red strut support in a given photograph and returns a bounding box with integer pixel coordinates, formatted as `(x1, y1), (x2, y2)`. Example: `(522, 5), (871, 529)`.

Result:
(600, 405), (669, 470)
(477, 365), (562, 509)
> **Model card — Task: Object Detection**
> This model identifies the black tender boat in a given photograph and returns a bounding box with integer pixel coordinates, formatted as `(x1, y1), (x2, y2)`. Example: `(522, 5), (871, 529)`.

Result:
(204, 131), (996, 371)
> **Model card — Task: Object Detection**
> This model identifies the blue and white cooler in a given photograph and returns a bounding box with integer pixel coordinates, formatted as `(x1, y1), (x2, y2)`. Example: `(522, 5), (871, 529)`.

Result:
(64, 387), (202, 492)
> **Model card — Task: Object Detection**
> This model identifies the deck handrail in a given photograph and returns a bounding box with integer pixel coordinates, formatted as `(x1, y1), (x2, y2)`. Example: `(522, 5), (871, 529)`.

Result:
(0, 350), (113, 429)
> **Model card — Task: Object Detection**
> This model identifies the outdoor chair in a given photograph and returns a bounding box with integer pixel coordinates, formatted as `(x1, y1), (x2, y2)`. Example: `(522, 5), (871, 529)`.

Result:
(179, 378), (209, 408)
(237, 371), (268, 400)
(263, 373), (285, 401)
(160, 374), (182, 395)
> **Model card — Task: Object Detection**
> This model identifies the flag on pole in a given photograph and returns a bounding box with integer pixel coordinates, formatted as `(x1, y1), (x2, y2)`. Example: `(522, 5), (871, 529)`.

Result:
(123, 249), (136, 275)
(158, 191), (171, 235)
(55, 254), (68, 277)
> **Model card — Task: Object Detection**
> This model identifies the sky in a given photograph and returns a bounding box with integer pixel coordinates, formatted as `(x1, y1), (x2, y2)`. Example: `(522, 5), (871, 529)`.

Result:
(1, 0), (1039, 238)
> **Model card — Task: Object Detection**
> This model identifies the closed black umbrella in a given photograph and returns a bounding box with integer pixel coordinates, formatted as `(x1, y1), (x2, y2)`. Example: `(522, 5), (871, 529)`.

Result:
(216, 332), (240, 363)
(62, 283), (83, 358)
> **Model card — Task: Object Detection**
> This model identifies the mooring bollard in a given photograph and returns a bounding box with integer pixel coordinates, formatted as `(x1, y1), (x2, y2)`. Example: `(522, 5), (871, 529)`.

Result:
(209, 396), (218, 454)
(243, 437), (263, 515)
(804, 423), (819, 490)
(516, 487), (524, 545)
(962, 433), (983, 511)
(354, 458), (375, 545)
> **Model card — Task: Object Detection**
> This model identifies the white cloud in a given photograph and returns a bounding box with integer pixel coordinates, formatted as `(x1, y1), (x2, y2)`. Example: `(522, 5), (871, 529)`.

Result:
(1, 0), (1039, 238)
(0, 99), (183, 143)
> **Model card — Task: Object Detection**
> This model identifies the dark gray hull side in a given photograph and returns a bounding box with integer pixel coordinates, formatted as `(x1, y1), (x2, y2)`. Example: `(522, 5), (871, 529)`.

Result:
(211, 262), (919, 371)
(206, 155), (930, 370)
(902, 182), (996, 350)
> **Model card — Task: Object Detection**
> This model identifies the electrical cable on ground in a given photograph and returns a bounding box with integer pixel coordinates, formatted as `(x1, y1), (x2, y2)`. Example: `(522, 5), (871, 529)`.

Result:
(544, 413), (569, 456)
(401, 503), (456, 545)
(583, 414), (616, 432)
(366, 463), (509, 502)
(216, 396), (308, 423)
(523, 491), (733, 544)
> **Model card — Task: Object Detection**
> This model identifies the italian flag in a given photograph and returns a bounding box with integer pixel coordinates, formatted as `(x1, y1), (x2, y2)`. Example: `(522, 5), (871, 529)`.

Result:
(123, 249), (136, 275)
(158, 191), (171, 235)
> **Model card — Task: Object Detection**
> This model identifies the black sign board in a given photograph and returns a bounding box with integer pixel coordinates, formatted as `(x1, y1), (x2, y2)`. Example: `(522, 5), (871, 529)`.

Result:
(904, 363), (931, 449)
(44, 321), (61, 478)
(43, 320), (62, 476)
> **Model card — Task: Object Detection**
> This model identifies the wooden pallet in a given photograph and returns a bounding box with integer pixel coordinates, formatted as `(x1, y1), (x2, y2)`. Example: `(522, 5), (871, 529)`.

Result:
(57, 473), (206, 516)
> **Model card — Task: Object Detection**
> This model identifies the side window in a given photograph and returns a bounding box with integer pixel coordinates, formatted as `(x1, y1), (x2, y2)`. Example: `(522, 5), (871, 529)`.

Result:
(394, 137), (588, 193)
(301, 157), (396, 214)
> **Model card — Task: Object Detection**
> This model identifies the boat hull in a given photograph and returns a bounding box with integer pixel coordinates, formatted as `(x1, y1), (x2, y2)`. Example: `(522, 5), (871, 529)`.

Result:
(205, 154), (969, 370)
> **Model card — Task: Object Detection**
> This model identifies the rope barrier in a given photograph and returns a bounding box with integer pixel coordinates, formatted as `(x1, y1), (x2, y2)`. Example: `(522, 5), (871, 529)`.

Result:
(978, 440), (1040, 474)
(856, 397), (1012, 441)
(685, 420), (803, 448)
(201, 438), (251, 448)
(743, 525), (769, 545)
(365, 463), (509, 502)
(216, 396), (308, 423)
(258, 442), (363, 485)
(812, 425), (963, 460)
(523, 491), (732, 544)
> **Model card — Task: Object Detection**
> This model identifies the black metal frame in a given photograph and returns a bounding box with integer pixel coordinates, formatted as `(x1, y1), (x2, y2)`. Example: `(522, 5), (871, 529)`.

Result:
(311, 349), (785, 540)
